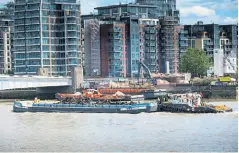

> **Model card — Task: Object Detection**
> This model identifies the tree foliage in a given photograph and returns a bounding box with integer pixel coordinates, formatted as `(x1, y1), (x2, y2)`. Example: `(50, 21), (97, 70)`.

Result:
(179, 48), (211, 77)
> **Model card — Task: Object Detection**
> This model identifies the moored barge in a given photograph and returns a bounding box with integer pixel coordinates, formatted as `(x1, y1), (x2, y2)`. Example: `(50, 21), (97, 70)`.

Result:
(13, 101), (158, 114)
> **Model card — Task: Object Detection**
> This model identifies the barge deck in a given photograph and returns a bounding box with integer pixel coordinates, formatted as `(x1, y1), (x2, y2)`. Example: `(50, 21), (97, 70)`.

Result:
(158, 103), (233, 113)
(13, 101), (158, 114)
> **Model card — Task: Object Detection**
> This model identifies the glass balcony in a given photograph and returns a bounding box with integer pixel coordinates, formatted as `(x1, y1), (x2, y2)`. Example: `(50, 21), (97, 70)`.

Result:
(180, 43), (188, 47)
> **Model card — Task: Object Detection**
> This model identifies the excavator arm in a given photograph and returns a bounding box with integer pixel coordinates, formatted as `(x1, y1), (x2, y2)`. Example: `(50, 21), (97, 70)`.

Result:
(137, 61), (156, 85)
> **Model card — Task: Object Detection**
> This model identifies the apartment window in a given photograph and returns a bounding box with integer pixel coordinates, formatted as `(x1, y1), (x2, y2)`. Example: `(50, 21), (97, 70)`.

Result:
(43, 45), (49, 51)
(26, 25), (39, 31)
(15, 19), (24, 25)
(192, 40), (195, 48)
(28, 67), (38, 73)
(43, 52), (49, 58)
(15, 5), (25, 11)
(43, 59), (50, 65)
(112, 8), (118, 14)
(129, 7), (136, 13)
(98, 9), (110, 15)
(15, 26), (24, 31)
(42, 0), (51, 2)
(42, 4), (50, 9)
(26, 32), (40, 37)
(67, 25), (77, 30)
(26, 4), (39, 10)
(121, 7), (127, 13)
(27, 39), (40, 45)
(43, 39), (49, 44)
(42, 32), (49, 37)
(56, 60), (65, 65)
(15, 12), (25, 18)
(16, 60), (25, 65)
(42, 10), (49, 16)
(16, 53), (25, 59)
(14, 40), (25, 45)
(42, 17), (48, 23)
(28, 52), (40, 58)
(139, 7), (146, 13)
(16, 67), (25, 72)
(28, 0), (40, 3)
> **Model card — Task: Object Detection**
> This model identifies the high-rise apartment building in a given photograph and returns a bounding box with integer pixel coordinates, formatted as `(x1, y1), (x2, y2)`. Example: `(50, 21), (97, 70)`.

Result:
(14, 0), (82, 76)
(219, 25), (238, 55)
(84, 19), (101, 76)
(136, 0), (180, 22)
(183, 21), (237, 57)
(184, 21), (220, 56)
(178, 27), (188, 59)
(158, 16), (181, 73)
(136, 0), (180, 73)
(179, 22), (238, 77)
(93, 3), (158, 77)
(0, 2), (14, 74)
(100, 23), (126, 77)
(139, 18), (159, 73)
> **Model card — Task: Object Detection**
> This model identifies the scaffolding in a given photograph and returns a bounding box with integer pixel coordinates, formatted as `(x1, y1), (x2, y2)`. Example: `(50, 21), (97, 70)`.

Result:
(159, 16), (179, 73)
(85, 19), (100, 76)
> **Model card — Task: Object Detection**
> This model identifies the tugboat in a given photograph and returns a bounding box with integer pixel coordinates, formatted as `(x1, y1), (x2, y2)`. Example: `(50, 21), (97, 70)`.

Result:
(158, 93), (233, 113)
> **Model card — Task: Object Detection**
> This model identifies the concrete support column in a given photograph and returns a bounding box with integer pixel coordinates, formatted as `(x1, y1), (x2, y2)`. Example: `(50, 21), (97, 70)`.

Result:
(71, 66), (84, 93)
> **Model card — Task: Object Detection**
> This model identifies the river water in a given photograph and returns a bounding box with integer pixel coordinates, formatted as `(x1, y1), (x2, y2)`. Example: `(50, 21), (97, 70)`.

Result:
(0, 101), (238, 152)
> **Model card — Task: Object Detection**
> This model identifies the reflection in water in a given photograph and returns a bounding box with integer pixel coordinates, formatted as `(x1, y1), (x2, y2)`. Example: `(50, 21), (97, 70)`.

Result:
(0, 102), (238, 152)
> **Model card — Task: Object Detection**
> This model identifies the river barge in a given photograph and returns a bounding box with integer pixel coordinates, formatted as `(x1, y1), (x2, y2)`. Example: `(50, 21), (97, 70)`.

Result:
(13, 101), (158, 114)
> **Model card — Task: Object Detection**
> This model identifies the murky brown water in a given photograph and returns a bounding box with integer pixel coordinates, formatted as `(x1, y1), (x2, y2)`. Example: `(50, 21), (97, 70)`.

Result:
(0, 101), (238, 152)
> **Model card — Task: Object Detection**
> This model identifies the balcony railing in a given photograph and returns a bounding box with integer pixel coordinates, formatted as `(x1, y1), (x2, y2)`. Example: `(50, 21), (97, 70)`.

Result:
(206, 42), (214, 45)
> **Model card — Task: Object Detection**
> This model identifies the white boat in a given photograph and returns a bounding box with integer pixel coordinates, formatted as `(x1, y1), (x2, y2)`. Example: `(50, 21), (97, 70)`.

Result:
(169, 93), (202, 107)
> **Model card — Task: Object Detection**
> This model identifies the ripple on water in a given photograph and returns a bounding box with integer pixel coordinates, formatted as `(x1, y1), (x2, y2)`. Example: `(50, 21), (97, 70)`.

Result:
(0, 102), (237, 152)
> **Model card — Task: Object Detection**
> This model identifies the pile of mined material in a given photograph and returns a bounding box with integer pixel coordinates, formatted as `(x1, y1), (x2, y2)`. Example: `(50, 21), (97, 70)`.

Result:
(113, 91), (125, 97)
(152, 73), (190, 84)
(191, 77), (217, 85)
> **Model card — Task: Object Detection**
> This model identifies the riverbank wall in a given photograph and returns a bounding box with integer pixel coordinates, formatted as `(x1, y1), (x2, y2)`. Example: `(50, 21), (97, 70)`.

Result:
(0, 90), (55, 100)
(0, 85), (237, 100)
(166, 85), (237, 99)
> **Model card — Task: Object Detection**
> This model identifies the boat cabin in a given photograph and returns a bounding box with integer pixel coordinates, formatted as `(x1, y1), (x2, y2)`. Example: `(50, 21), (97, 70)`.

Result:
(170, 93), (202, 107)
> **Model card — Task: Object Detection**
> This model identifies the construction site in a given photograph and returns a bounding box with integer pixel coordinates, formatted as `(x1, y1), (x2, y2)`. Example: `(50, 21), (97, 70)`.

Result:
(158, 16), (180, 74)
(84, 19), (101, 76)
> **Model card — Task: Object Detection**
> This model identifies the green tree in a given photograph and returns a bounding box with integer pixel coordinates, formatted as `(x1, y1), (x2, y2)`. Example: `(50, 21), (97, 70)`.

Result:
(179, 48), (211, 77)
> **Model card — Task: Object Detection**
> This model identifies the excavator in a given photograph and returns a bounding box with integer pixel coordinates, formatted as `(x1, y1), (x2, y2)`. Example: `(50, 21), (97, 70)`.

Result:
(137, 61), (157, 85)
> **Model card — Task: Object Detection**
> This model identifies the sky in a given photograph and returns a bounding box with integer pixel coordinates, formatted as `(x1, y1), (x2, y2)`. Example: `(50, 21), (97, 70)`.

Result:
(1, 0), (238, 24)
